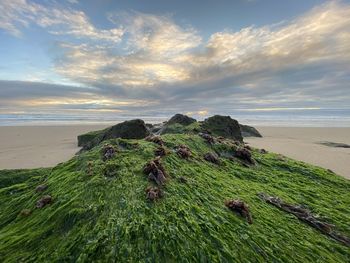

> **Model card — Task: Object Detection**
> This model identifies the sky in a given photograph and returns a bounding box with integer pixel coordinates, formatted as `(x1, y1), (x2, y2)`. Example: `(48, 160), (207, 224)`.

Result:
(0, 0), (350, 124)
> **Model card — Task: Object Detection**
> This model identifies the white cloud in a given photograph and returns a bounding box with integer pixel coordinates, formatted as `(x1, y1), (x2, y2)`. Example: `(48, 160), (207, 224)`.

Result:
(0, 0), (124, 42)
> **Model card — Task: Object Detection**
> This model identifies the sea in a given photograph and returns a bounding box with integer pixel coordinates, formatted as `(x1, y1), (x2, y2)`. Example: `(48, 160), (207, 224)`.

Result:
(0, 109), (349, 127)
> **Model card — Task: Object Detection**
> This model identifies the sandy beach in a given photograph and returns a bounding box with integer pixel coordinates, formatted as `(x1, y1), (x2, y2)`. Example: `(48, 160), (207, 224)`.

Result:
(0, 125), (349, 179)
(246, 127), (350, 179)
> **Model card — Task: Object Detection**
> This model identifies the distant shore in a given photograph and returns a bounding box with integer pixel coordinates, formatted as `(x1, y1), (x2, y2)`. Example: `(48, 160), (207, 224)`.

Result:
(0, 125), (349, 179)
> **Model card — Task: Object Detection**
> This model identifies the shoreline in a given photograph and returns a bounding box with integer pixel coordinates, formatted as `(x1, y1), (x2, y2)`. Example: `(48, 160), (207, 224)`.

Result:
(0, 125), (349, 179)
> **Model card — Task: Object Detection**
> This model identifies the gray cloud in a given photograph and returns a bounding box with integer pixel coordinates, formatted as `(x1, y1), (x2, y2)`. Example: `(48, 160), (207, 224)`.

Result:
(1, 1), (350, 119)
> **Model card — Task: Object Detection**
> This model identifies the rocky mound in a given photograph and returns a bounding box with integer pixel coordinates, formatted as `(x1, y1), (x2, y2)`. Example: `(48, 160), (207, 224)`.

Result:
(167, 113), (196, 126)
(78, 119), (149, 149)
(240, 124), (262, 137)
(1, 124), (350, 262)
(202, 115), (243, 142)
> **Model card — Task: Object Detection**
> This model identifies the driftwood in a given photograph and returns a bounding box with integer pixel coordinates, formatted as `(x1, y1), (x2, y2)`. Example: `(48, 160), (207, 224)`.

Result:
(258, 193), (350, 247)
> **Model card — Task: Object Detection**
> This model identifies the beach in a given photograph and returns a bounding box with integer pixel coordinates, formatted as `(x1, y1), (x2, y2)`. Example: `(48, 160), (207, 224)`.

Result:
(0, 125), (349, 179)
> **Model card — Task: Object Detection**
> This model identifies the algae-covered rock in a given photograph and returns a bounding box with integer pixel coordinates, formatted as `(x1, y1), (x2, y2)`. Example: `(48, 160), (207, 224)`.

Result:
(240, 124), (262, 138)
(1, 130), (350, 262)
(167, 114), (196, 126)
(202, 115), (243, 142)
(158, 114), (197, 135)
(78, 119), (149, 149)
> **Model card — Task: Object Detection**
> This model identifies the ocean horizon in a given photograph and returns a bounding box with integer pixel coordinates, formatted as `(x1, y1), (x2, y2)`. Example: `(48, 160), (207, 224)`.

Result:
(1, 108), (349, 127)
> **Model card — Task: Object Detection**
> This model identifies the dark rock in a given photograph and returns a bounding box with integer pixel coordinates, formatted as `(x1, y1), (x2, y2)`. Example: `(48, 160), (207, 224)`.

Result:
(36, 195), (52, 208)
(35, 184), (48, 192)
(199, 132), (215, 144)
(146, 186), (163, 201)
(202, 115), (243, 142)
(240, 124), (262, 138)
(154, 146), (167, 157)
(149, 124), (163, 134)
(317, 141), (350, 148)
(78, 119), (149, 150)
(260, 149), (268, 154)
(234, 148), (254, 165)
(225, 199), (253, 224)
(176, 145), (191, 159)
(167, 114), (196, 126)
(145, 135), (164, 145)
(143, 157), (167, 185)
(204, 152), (220, 165)
(101, 144), (116, 161)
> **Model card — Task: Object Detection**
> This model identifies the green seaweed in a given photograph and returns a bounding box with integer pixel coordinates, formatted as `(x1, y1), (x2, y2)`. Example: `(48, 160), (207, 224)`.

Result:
(0, 134), (349, 262)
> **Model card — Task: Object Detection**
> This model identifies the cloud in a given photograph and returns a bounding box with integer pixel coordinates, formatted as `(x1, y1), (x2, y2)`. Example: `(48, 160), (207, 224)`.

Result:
(1, 1), (350, 118)
(55, 12), (202, 88)
(0, 0), (124, 42)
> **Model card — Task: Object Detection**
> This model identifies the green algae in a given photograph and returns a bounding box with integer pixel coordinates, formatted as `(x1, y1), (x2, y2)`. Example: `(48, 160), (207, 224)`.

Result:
(0, 134), (349, 262)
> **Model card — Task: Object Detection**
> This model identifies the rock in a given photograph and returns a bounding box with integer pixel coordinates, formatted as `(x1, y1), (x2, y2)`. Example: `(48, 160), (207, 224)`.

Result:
(225, 199), (253, 224)
(167, 114), (196, 126)
(36, 195), (52, 208)
(19, 209), (32, 217)
(143, 157), (167, 185)
(204, 152), (220, 164)
(260, 149), (268, 154)
(239, 124), (262, 138)
(202, 115), (243, 142)
(145, 135), (164, 145)
(101, 144), (116, 161)
(147, 123), (165, 134)
(176, 145), (192, 159)
(146, 186), (163, 201)
(199, 132), (215, 144)
(35, 184), (48, 192)
(317, 141), (350, 148)
(234, 148), (254, 165)
(154, 146), (167, 157)
(78, 119), (149, 150)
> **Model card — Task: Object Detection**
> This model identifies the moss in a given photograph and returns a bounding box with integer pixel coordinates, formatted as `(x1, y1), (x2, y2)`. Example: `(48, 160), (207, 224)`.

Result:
(0, 134), (349, 262)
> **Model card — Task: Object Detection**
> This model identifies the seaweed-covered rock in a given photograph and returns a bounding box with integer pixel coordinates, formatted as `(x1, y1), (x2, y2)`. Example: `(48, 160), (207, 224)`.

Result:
(35, 184), (48, 192)
(240, 124), (262, 138)
(176, 145), (192, 159)
(167, 114), (196, 126)
(101, 144), (116, 161)
(143, 157), (167, 185)
(199, 132), (215, 144)
(225, 199), (253, 224)
(145, 135), (164, 145)
(78, 119), (149, 150)
(36, 195), (52, 208)
(234, 148), (254, 165)
(202, 115), (243, 142)
(19, 209), (32, 217)
(204, 152), (220, 164)
(146, 186), (163, 201)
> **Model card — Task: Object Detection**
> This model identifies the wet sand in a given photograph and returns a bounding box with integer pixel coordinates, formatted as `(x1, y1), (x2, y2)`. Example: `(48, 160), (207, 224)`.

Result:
(246, 127), (350, 179)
